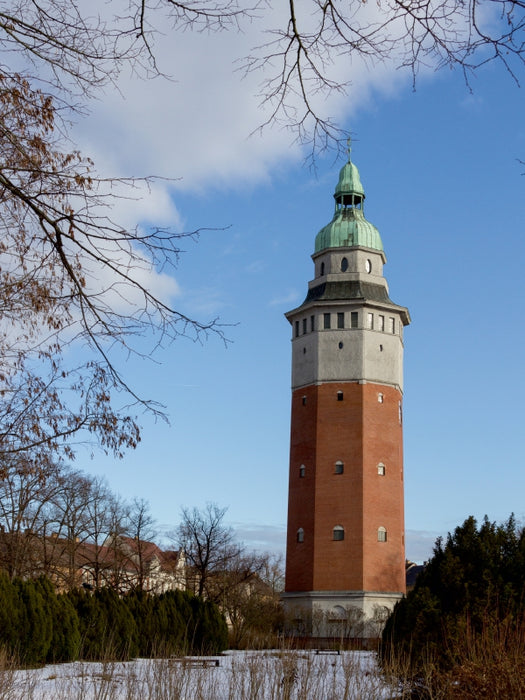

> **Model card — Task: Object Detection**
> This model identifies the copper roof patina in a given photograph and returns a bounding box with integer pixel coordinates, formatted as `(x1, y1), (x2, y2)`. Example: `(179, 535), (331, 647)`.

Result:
(315, 149), (383, 254)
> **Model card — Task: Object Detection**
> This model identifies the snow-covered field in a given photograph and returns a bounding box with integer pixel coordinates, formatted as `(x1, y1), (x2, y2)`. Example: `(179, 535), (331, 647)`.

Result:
(7, 650), (399, 699)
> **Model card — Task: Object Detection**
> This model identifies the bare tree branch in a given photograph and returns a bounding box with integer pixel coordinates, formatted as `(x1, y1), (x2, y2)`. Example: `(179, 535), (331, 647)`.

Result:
(244, 0), (525, 151)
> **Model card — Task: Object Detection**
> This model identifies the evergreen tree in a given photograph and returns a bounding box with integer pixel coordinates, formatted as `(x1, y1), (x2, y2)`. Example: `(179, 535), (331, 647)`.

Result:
(382, 514), (525, 674)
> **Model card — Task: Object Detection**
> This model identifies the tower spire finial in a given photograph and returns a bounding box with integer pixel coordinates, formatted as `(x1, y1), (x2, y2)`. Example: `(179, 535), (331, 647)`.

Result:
(347, 136), (352, 162)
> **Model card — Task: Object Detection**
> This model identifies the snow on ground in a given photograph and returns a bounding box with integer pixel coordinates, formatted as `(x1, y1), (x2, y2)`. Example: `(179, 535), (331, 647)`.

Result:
(8, 650), (400, 699)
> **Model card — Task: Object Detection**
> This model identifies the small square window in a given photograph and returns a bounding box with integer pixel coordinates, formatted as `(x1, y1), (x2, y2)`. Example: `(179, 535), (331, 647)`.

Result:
(335, 461), (344, 474)
(350, 312), (358, 328)
(337, 312), (344, 329)
(324, 313), (331, 329)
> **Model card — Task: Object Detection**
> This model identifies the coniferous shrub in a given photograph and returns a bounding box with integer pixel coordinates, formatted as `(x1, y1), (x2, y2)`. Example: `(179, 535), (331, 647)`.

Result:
(0, 572), (22, 655)
(67, 587), (138, 660)
(48, 593), (81, 663)
(189, 596), (228, 654)
(97, 587), (138, 659)
(124, 588), (228, 656)
(14, 578), (53, 665)
(66, 588), (105, 660)
(0, 572), (227, 665)
(160, 590), (190, 653)
(126, 590), (159, 656)
(34, 577), (80, 664)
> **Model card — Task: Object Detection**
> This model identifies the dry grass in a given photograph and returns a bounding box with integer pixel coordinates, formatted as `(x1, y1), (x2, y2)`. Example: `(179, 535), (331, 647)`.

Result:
(4, 620), (525, 700)
(382, 617), (525, 699)
(2, 649), (400, 699)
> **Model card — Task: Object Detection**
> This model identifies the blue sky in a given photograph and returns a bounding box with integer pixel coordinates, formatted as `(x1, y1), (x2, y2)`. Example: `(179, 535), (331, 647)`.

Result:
(71, 9), (525, 564)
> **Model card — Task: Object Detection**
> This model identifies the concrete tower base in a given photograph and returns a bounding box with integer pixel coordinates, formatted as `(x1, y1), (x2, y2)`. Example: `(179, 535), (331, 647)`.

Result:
(281, 590), (402, 640)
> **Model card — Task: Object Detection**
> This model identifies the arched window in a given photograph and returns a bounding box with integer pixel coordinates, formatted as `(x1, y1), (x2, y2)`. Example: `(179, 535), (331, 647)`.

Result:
(341, 257), (348, 272)
(333, 525), (344, 541)
(337, 391), (344, 401)
(378, 392), (384, 403)
(297, 528), (304, 543)
(320, 261), (325, 276)
(378, 527), (387, 543)
(377, 463), (385, 476)
(299, 464), (306, 478)
(335, 461), (344, 474)
(329, 605), (347, 622)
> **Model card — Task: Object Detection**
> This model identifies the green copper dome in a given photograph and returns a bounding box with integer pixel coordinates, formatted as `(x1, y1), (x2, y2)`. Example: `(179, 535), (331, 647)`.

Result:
(314, 155), (383, 254)
(335, 160), (364, 200)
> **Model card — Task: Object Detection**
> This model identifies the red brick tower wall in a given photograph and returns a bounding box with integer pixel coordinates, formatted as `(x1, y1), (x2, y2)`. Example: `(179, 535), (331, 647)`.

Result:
(285, 381), (405, 595)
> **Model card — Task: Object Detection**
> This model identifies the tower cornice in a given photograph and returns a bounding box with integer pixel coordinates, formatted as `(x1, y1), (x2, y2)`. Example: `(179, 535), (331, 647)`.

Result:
(285, 281), (411, 327)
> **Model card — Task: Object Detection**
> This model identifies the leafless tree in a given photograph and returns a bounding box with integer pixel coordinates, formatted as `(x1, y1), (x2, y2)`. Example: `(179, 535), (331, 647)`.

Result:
(220, 550), (284, 647)
(44, 469), (97, 588)
(176, 502), (284, 644)
(0, 0), (252, 465)
(123, 497), (158, 592)
(102, 495), (133, 592)
(78, 476), (119, 589)
(0, 456), (64, 578)
(177, 502), (245, 599)
(245, 0), (525, 154)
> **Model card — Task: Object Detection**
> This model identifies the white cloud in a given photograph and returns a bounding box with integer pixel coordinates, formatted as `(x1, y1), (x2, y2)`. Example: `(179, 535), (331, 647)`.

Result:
(66, 0), (448, 322)
(72, 2), (420, 198)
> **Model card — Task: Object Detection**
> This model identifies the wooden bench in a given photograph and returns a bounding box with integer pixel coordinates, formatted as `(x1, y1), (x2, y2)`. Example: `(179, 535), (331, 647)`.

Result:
(170, 657), (220, 667)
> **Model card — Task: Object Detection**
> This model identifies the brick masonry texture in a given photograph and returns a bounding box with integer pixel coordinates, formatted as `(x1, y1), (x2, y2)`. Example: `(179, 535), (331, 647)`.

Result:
(285, 381), (405, 595)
